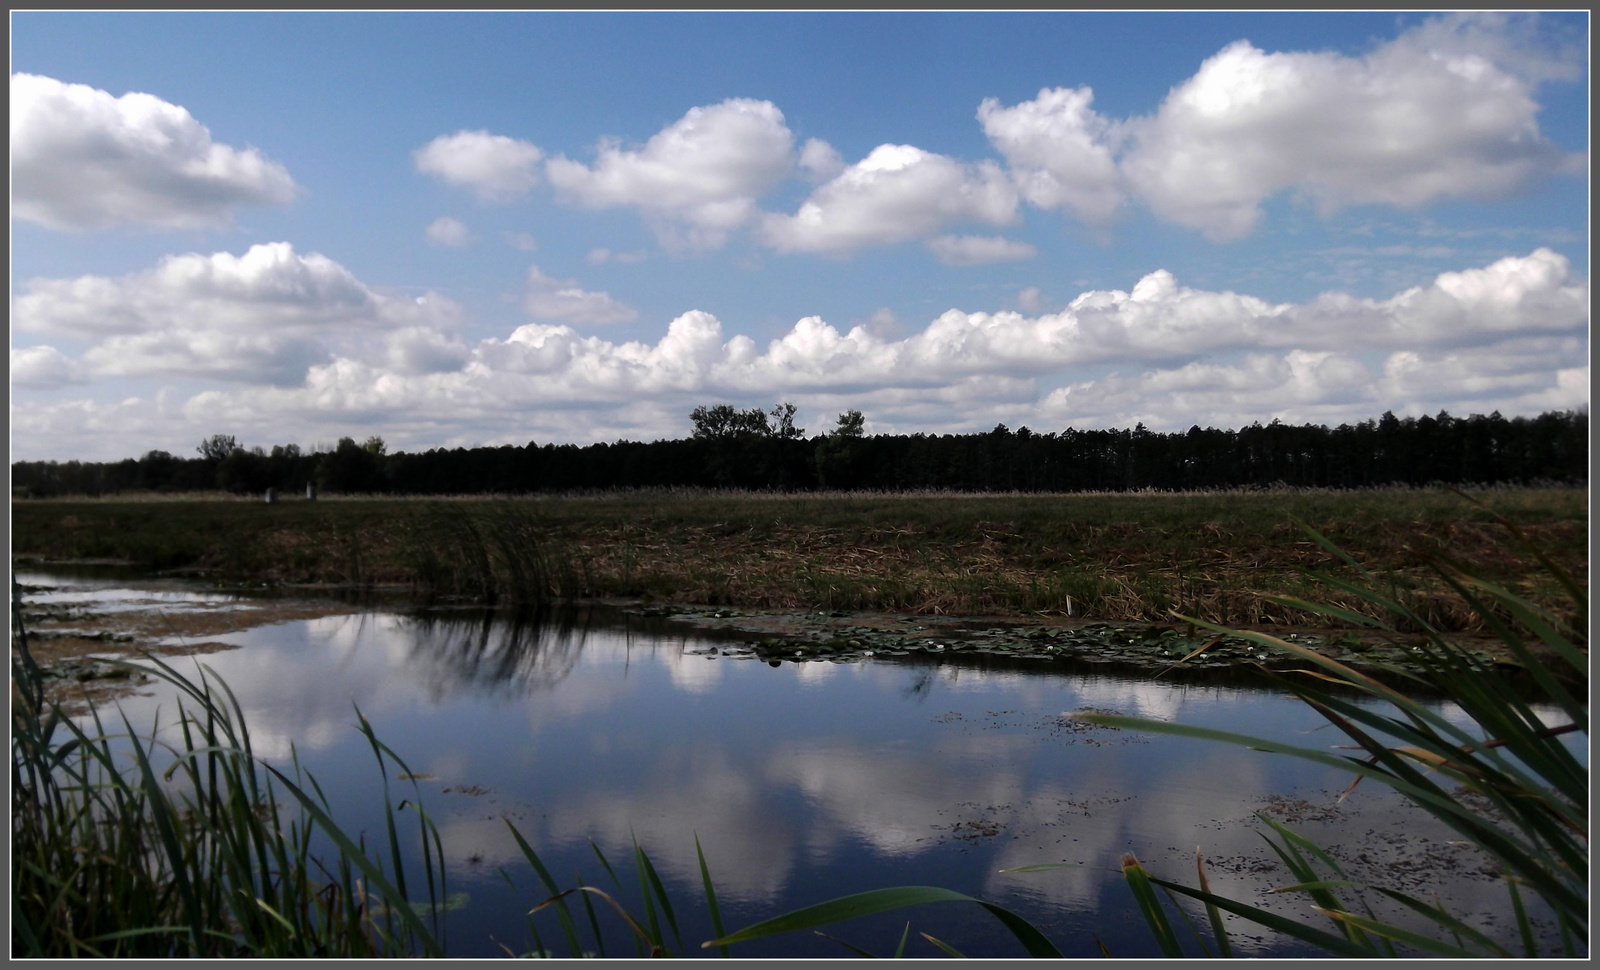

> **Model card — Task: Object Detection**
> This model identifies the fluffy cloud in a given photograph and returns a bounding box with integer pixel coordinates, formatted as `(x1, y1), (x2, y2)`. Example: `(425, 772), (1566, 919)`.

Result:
(545, 98), (795, 249)
(384, 326), (471, 376)
(1119, 23), (1583, 240)
(12, 242), (462, 385)
(12, 249), (1585, 459)
(968, 16), (1582, 240)
(978, 86), (1123, 225)
(11, 345), (87, 387)
(758, 144), (1018, 254)
(523, 266), (639, 325)
(10, 73), (298, 231)
(926, 234), (1036, 266)
(1040, 338), (1588, 431)
(425, 216), (471, 247)
(414, 130), (545, 202)
(402, 16), (1577, 255)
(798, 138), (846, 181)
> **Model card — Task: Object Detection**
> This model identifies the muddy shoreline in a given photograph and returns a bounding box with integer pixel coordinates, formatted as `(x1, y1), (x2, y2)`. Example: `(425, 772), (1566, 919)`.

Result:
(11, 560), (1551, 713)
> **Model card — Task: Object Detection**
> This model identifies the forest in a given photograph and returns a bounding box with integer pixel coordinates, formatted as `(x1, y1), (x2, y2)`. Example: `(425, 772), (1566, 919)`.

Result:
(10, 406), (1589, 498)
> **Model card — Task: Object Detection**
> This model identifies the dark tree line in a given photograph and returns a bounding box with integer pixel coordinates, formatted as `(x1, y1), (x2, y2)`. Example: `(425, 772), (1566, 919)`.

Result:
(10, 408), (1588, 498)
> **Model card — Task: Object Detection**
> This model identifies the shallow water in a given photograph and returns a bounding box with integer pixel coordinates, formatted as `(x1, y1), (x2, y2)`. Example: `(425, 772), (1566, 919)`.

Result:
(20, 570), (1580, 958)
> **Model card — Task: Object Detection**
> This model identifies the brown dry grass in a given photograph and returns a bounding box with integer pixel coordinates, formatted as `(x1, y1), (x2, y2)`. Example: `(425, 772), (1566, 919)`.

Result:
(12, 486), (1587, 632)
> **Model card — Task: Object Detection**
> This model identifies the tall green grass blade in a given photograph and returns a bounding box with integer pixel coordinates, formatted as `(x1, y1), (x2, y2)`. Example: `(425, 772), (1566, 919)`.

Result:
(119, 709), (205, 954)
(533, 886), (664, 957)
(704, 886), (1061, 957)
(499, 867), (550, 959)
(1158, 883), (1215, 957)
(1138, 877), (1375, 957)
(1119, 854), (1183, 957)
(695, 833), (729, 958)
(261, 766), (442, 956)
(1257, 813), (1348, 878)
(13, 896), (46, 957)
(812, 930), (878, 957)
(354, 708), (409, 907)
(634, 836), (682, 953)
(1366, 887), (1510, 957)
(575, 870), (607, 958)
(1312, 908), (1486, 958)
(630, 835), (665, 952)
(893, 920), (911, 957)
(587, 840), (644, 957)
(1194, 850), (1232, 959)
(921, 932), (967, 958)
(589, 839), (624, 889)
(1438, 574), (1587, 727)
(1258, 594), (1388, 630)
(1507, 877), (1536, 958)
(502, 819), (584, 957)
(1252, 827), (1367, 949)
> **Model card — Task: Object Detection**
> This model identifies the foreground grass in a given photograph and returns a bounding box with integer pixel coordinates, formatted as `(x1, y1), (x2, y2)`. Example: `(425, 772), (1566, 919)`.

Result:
(11, 486), (1587, 632)
(11, 638), (450, 957)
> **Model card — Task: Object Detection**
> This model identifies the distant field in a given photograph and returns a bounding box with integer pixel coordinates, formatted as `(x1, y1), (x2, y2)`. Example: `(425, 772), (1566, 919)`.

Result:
(10, 486), (1587, 632)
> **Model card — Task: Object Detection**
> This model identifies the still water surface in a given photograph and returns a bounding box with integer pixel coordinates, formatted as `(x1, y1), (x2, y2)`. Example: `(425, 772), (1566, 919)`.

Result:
(28, 569), (1568, 958)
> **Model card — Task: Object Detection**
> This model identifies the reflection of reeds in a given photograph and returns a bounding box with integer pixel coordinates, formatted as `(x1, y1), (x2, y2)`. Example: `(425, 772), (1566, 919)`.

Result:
(398, 606), (592, 693)
(401, 502), (587, 606)
(11, 595), (448, 958)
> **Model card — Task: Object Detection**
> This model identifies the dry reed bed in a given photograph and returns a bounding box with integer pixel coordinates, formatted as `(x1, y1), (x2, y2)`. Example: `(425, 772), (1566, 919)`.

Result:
(11, 488), (1587, 633)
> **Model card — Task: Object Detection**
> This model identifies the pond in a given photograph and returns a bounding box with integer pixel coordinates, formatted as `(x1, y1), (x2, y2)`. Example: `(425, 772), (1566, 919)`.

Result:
(15, 567), (1578, 958)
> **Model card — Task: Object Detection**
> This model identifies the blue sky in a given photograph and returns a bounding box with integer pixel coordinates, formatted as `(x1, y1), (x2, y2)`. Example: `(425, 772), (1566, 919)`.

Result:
(10, 11), (1590, 461)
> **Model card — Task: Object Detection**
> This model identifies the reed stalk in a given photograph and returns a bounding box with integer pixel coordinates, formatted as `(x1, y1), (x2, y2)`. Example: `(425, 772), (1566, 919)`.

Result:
(10, 586), (448, 958)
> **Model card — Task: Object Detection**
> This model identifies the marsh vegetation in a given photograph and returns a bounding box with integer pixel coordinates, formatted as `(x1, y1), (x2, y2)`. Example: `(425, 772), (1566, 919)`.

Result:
(10, 491), (1586, 957)
(13, 487), (1586, 633)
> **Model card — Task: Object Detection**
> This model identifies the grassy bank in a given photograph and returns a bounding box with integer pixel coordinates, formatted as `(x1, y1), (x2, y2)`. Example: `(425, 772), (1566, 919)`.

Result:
(10, 486), (1587, 632)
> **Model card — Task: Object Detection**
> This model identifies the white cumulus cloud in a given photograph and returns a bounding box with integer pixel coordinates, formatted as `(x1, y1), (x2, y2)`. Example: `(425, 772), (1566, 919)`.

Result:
(11, 345), (87, 387)
(1118, 21), (1583, 240)
(12, 242), (462, 385)
(978, 86), (1124, 225)
(523, 266), (639, 326)
(414, 130), (545, 202)
(1039, 337), (1588, 432)
(798, 137), (846, 181)
(10, 249), (1585, 459)
(758, 144), (1019, 255)
(426, 216), (471, 247)
(545, 98), (795, 249)
(10, 73), (298, 231)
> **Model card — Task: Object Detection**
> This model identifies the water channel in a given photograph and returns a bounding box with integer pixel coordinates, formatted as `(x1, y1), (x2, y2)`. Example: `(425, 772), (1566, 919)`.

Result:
(15, 566), (1577, 958)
